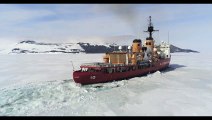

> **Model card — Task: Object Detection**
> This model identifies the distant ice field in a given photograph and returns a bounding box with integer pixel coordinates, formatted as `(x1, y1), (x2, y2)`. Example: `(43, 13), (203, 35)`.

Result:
(0, 53), (212, 116)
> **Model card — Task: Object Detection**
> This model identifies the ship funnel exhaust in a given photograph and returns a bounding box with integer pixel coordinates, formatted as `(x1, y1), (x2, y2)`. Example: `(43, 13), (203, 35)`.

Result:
(94, 4), (139, 35)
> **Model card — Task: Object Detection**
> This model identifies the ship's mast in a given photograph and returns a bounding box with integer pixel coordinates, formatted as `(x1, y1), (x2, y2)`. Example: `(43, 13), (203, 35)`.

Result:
(144, 16), (159, 40)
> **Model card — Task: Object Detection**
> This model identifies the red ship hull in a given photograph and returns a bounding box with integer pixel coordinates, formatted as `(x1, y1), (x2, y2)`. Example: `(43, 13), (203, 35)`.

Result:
(73, 58), (170, 85)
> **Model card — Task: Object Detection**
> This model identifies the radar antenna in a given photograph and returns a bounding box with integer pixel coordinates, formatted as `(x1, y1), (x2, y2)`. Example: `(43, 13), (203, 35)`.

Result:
(144, 16), (159, 40)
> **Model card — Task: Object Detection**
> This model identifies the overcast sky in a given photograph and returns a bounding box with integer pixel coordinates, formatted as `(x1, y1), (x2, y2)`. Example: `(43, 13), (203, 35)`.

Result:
(0, 4), (212, 52)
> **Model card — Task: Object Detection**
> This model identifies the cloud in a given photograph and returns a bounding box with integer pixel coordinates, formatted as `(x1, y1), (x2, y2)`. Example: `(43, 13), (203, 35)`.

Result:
(0, 4), (212, 52)
(0, 5), (55, 26)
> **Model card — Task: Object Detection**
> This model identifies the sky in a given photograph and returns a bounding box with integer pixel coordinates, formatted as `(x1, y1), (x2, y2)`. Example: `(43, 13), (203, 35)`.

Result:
(0, 4), (212, 52)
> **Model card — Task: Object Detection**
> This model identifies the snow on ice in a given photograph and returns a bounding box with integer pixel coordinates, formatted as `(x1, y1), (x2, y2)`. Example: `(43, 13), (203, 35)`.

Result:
(0, 53), (212, 116)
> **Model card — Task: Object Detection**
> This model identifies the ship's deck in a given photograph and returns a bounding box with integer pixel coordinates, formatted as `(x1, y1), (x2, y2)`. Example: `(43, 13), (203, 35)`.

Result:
(80, 61), (151, 68)
(80, 62), (127, 68)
